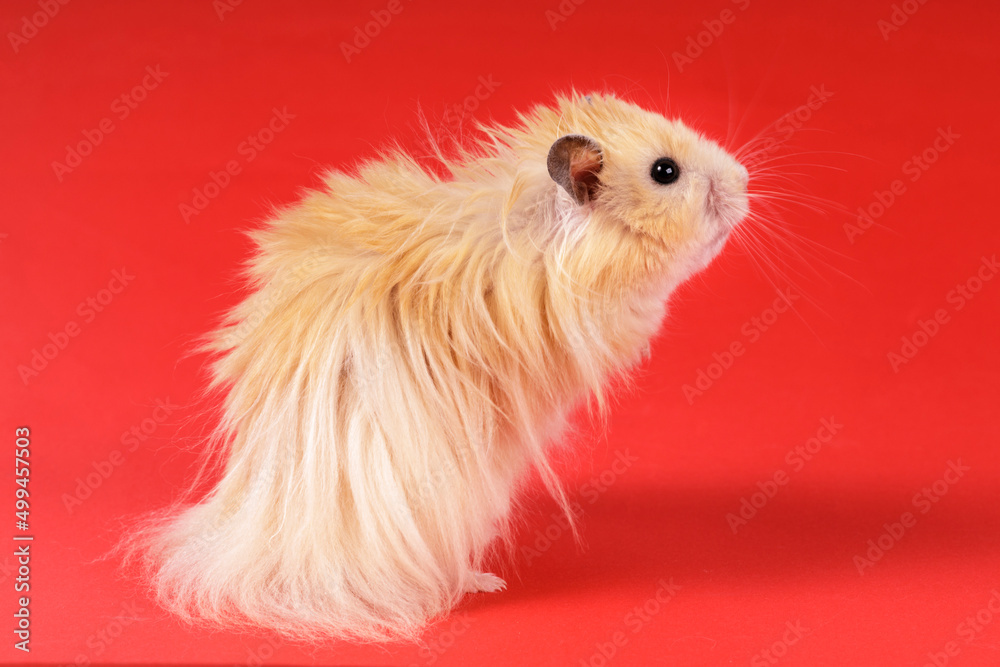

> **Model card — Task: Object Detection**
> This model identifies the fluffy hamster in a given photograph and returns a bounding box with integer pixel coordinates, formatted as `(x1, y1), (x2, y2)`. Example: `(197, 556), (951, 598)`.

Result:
(132, 92), (750, 641)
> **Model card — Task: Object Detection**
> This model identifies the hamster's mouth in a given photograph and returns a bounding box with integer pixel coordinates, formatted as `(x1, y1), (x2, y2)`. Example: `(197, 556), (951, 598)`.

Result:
(699, 222), (730, 256)
(708, 225), (732, 254)
(709, 194), (749, 231)
(679, 224), (731, 277)
(709, 218), (731, 242)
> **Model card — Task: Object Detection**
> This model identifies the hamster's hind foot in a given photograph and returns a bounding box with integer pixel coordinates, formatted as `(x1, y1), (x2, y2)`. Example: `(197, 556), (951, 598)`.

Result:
(465, 572), (506, 594)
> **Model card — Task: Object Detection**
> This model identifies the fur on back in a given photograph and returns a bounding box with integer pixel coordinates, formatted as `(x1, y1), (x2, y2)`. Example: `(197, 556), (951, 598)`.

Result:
(126, 92), (747, 641)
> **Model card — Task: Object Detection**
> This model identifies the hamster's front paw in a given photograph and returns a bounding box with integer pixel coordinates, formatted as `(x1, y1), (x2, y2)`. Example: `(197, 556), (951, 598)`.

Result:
(465, 571), (506, 594)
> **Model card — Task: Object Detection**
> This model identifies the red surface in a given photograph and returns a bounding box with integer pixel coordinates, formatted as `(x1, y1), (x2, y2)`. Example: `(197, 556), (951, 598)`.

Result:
(3, 1), (999, 665)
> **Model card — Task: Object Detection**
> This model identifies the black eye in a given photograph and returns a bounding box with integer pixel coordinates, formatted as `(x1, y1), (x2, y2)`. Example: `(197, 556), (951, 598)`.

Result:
(651, 157), (680, 185)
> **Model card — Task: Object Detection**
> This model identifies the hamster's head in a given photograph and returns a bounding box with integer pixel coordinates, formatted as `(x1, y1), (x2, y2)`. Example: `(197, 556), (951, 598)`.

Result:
(539, 93), (749, 289)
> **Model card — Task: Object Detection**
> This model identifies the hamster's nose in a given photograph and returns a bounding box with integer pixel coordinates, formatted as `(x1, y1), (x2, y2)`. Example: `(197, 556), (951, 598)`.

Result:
(737, 164), (749, 189)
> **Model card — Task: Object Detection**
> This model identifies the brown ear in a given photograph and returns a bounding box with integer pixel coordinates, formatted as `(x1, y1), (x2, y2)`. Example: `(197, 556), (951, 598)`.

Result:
(547, 134), (603, 205)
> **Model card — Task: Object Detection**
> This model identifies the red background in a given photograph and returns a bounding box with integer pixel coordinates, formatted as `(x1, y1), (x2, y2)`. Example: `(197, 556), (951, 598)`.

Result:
(3, 0), (999, 665)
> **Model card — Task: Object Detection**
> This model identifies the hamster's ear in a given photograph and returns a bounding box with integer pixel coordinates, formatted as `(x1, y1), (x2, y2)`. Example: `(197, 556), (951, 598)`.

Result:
(547, 134), (603, 205)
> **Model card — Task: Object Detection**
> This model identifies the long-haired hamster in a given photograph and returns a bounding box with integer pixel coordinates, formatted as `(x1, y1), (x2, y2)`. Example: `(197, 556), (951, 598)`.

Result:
(128, 91), (750, 641)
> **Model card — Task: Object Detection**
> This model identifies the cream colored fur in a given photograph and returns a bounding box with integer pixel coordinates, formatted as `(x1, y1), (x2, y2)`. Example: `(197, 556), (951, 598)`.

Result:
(127, 92), (749, 642)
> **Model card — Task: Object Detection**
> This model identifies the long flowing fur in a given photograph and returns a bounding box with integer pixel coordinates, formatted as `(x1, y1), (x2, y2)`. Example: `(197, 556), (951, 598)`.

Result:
(124, 92), (749, 641)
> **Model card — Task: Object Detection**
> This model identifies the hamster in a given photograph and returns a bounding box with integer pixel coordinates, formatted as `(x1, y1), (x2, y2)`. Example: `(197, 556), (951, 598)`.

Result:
(130, 92), (750, 642)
